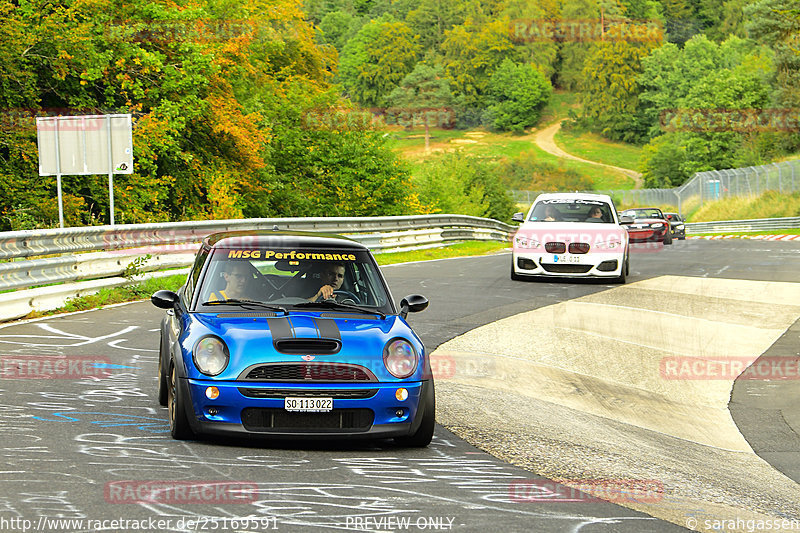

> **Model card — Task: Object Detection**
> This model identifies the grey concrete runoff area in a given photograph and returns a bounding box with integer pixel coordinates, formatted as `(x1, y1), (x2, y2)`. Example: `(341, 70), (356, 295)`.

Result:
(433, 275), (800, 531)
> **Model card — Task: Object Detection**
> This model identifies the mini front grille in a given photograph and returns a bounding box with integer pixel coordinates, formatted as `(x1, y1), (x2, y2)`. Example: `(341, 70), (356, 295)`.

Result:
(545, 242), (566, 254)
(241, 408), (374, 432)
(238, 388), (378, 399)
(541, 264), (593, 273)
(242, 363), (376, 382)
(568, 243), (590, 254)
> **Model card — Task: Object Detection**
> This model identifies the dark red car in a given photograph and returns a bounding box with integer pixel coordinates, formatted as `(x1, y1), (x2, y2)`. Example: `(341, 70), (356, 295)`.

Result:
(620, 208), (672, 245)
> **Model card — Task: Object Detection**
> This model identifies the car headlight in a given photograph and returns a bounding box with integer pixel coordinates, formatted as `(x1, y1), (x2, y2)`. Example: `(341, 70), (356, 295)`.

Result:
(193, 336), (229, 376)
(514, 235), (541, 249)
(383, 339), (418, 379)
(650, 223), (664, 229)
(676, 224), (685, 229)
(597, 240), (621, 249)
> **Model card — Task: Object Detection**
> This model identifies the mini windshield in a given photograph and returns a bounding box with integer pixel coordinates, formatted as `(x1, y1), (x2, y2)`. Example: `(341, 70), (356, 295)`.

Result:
(194, 247), (393, 314)
(528, 199), (614, 223)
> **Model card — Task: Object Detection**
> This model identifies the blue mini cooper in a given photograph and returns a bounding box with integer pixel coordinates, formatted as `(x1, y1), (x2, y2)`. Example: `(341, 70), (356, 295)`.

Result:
(151, 230), (434, 446)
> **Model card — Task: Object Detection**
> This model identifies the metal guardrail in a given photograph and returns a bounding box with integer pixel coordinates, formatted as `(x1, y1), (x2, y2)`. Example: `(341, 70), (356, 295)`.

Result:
(685, 217), (800, 234)
(0, 215), (512, 260)
(0, 216), (515, 292)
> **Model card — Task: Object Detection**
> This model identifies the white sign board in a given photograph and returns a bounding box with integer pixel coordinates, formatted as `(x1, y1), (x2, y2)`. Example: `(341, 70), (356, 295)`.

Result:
(36, 114), (133, 176)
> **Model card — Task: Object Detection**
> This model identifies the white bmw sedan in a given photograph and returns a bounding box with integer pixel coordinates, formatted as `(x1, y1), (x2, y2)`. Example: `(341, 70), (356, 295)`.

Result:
(511, 193), (630, 283)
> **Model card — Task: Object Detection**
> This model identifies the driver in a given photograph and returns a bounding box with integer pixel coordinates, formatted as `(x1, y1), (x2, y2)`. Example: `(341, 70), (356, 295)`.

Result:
(307, 263), (345, 302)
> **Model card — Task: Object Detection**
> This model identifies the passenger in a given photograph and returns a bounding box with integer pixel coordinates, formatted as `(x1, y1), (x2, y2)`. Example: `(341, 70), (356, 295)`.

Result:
(209, 261), (251, 301)
(586, 206), (604, 221)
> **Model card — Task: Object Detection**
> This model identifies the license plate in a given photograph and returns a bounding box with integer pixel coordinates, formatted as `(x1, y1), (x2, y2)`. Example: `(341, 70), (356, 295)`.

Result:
(553, 255), (582, 263)
(284, 397), (333, 412)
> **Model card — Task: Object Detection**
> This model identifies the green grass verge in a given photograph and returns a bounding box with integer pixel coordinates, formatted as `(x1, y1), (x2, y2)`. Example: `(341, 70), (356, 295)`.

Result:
(21, 241), (510, 320)
(554, 127), (643, 173)
(374, 240), (509, 265)
(689, 191), (800, 222)
(26, 274), (187, 319)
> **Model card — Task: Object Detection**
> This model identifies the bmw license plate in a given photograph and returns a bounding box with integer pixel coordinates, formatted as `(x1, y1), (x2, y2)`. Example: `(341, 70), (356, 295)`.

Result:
(554, 255), (581, 263)
(284, 397), (333, 412)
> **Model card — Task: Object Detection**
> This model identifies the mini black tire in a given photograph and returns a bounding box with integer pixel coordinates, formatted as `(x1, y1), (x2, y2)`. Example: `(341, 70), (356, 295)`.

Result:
(168, 363), (194, 440)
(157, 330), (168, 406)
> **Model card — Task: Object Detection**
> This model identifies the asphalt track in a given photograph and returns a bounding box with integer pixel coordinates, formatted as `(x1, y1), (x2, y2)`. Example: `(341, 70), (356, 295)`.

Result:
(0, 238), (798, 532)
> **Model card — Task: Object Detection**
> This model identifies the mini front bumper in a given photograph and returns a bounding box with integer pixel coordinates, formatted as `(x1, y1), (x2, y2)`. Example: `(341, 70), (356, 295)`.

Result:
(178, 377), (432, 439)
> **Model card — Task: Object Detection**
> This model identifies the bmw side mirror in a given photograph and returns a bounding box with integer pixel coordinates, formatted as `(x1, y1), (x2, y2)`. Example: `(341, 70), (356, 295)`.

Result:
(400, 294), (429, 319)
(151, 290), (179, 309)
(512, 212), (525, 223)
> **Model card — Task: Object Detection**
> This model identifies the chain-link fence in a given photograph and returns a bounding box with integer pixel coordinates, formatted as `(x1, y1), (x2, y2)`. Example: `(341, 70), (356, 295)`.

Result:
(511, 158), (800, 215)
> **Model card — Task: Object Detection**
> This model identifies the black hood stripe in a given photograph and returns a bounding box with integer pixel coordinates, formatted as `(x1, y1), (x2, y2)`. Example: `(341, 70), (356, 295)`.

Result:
(266, 318), (293, 340)
(314, 318), (341, 341)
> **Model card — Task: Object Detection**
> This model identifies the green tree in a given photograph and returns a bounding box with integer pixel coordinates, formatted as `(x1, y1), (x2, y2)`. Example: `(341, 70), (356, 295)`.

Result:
(486, 58), (551, 133)
(387, 64), (454, 151)
(745, 0), (800, 108)
(579, 38), (657, 142)
(412, 151), (515, 220)
(338, 17), (420, 107)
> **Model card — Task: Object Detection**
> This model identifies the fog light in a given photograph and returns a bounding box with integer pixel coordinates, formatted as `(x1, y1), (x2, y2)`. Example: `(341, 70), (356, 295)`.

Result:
(395, 388), (408, 401)
(395, 409), (404, 417)
(207, 408), (219, 416)
(205, 386), (220, 400)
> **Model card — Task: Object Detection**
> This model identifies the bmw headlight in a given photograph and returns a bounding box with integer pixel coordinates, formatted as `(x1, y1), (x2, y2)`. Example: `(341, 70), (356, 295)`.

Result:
(383, 339), (418, 379)
(676, 224), (685, 229)
(193, 336), (229, 376)
(514, 235), (541, 249)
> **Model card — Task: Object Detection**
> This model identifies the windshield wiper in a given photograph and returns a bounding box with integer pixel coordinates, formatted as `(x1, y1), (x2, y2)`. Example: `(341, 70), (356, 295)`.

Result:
(294, 300), (386, 319)
(201, 299), (287, 314)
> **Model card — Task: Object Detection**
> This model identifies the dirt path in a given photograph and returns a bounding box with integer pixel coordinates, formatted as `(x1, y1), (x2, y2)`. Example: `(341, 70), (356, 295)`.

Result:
(534, 120), (644, 188)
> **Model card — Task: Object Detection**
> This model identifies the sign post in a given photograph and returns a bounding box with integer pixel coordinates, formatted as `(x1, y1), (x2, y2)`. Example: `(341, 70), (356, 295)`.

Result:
(36, 114), (133, 227)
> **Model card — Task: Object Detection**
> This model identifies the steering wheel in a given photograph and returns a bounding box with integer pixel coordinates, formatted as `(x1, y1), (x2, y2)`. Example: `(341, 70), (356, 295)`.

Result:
(331, 290), (361, 304)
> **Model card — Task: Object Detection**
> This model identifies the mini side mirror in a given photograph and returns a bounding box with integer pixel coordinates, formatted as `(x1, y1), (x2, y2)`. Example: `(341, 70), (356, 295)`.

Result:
(400, 294), (429, 319)
(151, 290), (179, 309)
(619, 216), (634, 225)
